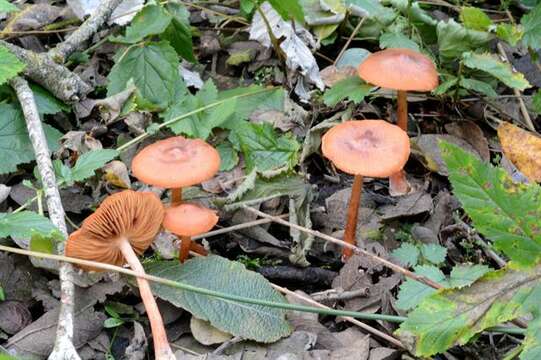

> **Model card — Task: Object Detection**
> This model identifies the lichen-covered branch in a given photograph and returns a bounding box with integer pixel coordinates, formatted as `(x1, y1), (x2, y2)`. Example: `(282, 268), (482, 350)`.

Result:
(1, 40), (91, 102)
(10, 77), (80, 360)
(48, 0), (124, 63)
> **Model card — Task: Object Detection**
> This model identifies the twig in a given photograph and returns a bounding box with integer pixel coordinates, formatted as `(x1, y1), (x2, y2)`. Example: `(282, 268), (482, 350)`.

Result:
(192, 215), (288, 240)
(242, 206), (443, 289)
(48, 0), (124, 63)
(334, 17), (366, 65)
(10, 77), (80, 360)
(310, 288), (369, 302)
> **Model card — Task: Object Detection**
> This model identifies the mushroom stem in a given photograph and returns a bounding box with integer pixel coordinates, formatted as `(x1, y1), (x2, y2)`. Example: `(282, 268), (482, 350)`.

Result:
(179, 235), (192, 263)
(171, 188), (182, 206)
(118, 238), (176, 360)
(342, 175), (363, 260)
(190, 242), (208, 256)
(397, 90), (408, 131)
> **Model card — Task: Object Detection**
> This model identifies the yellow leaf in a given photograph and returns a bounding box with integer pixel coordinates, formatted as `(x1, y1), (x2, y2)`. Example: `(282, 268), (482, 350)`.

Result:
(497, 122), (541, 182)
(103, 160), (131, 189)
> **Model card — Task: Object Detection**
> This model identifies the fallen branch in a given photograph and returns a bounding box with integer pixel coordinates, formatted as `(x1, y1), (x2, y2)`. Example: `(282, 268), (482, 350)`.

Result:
(10, 77), (80, 360)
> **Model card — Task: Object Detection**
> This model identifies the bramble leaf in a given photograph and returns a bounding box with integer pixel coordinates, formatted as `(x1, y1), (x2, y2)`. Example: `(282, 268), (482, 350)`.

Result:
(112, 5), (172, 44)
(391, 243), (420, 267)
(0, 45), (25, 86)
(323, 77), (373, 106)
(70, 149), (119, 182)
(0, 0), (18, 12)
(462, 52), (531, 90)
(521, 2), (541, 50)
(421, 244), (447, 265)
(0, 211), (58, 239)
(460, 7), (492, 31)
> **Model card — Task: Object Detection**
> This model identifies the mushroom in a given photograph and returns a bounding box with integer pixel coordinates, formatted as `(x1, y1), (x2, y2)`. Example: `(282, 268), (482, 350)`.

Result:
(65, 190), (176, 360)
(131, 136), (220, 260)
(162, 203), (219, 262)
(357, 48), (438, 195)
(321, 120), (410, 260)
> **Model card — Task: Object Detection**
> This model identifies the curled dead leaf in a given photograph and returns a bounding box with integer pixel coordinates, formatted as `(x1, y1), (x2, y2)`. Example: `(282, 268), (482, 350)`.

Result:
(103, 160), (131, 189)
(497, 122), (541, 182)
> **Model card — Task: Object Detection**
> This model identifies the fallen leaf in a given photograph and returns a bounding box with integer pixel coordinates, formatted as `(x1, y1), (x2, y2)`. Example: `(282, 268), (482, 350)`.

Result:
(369, 347), (400, 360)
(320, 65), (357, 87)
(0, 184), (10, 204)
(10, 183), (93, 214)
(497, 122), (541, 182)
(445, 120), (490, 161)
(0, 301), (31, 335)
(379, 192), (433, 221)
(2, 4), (62, 34)
(123, 321), (147, 360)
(66, 0), (143, 26)
(103, 160), (131, 189)
(190, 317), (233, 346)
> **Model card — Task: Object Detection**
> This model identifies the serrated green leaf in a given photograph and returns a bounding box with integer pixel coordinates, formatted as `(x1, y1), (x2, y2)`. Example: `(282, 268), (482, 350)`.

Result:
(323, 77), (373, 107)
(437, 19), (491, 61)
(496, 23), (524, 46)
(71, 149), (119, 182)
(522, 313), (541, 360)
(434, 77), (458, 95)
(440, 142), (541, 267)
(379, 32), (420, 51)
(391, 243), (420, 267)
(532, 90), (541, 115)
(217, 143), (239, 172)
(521, 3), (541, 50)
(112, 5), (172, 44)
(162, 2), (195, 62)
(459, 77), (498, 97)
(0, 45), (25, 86)
(268, 0), (304, 22)
(460, 7), (492, 31)
(448, 264), (491, 288)
(107, 41), (180, 108)
(30, 230), (63, 254)
(396, 265), (446, 311)
(145, 256), (292, 342)
(0, 0), (18, 12)
(30, 83), (70, 115)
(462, 52), (531, 90)
(0, 104), (62, 175)
(421, 243), (447, 265)
(0, 211), (58, 239)
(344, 0), (396, 22)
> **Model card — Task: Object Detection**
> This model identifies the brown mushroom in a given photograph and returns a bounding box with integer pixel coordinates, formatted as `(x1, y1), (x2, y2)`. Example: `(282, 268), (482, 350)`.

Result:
(357, 48), (438, 195)
(162, 203), (219, 263)
(65, 190), (175, 360)
(322, 120), (410, 260)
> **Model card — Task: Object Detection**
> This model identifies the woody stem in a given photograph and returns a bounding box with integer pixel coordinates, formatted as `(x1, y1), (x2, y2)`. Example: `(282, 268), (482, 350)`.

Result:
(118, 238), (175, 360)
(179, 235), (192, 263)
(171, 188), (182, 206)
(342, 175), (363, 260)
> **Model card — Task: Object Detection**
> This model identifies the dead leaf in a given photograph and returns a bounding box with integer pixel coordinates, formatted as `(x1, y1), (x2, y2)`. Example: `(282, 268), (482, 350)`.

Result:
(2, 4), (63, 35)
(66, 0), (144, 26)
(497, 122), (541, 182)
(56, 131), (103, 158)
(369, 347), (399, 360)
(0, 184), (11, 204)
(0, 301), (31, 335)
(190, 317), (233, 346)
(10, 183), (93, 214)
(0, 254), (39, 305)
(152, 231), (178, 260)
(445, 120), (490, 161)
(124, 112), (150, 135)
(266, 331), (318, 358)
(379, 192), (433, 221)
(320, 65), (357, 87)
(103, 160), (131, 189)
(330, 334), (370, 360)
(122, 321), (147, 360)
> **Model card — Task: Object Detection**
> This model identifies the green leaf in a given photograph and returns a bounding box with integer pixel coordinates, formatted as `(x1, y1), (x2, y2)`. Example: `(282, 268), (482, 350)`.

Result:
(396, 265), (446, 311)
(434, 77), (458, 95)
(440, 142), (541, 267)
(532, 90), (541, 115)
(448, 264), (491, 289)
(437, 19), (491, 61)
(145, 256), (292, 342)
(217, 143), (239, 172)
(344, 0), (396, 22)
(522, 313), (541, 360)
(420, 244), (447, 265)
(0, 211), (58, 239)
(162, 2), (195, 62)
(268, 0), (304, 22)
(460, 7), (492, 31)
(495, 23), (524, 46)
(0, 0), (18, 12)
(30, 230), (63, 254)
(462, 52), (531, 90)
(521, 3), (541, 50)
(107, 41), (180, 108)
(0, 45), (25, 86)
(379, 32), (419, 51)
(0, 104), (62, 175)
(229, 123), (300, 172)
(71, 149), (119, 182)
(112, 5), (172, 44)
(30, 83), (70, 115)
(323, 77), (373, 107)
(104, 317), (125, 328)
(391, 243), (420, 267)
(459, 77), (498, 97)
(0, 287), (5, 301)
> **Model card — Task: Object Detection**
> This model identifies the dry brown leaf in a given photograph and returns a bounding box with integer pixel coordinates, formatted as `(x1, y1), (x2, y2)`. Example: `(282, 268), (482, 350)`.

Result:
(103, 160), (131, 189)
(498, 122), (541, 182)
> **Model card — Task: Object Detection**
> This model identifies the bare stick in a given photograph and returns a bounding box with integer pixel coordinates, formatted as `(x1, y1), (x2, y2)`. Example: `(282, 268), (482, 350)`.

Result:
(10, 77), (79, 360)
(242, 206), (443, 289)
(342, 175), (363, 260)
(48, 0), (124, 63)
(334, 18), (366, 65)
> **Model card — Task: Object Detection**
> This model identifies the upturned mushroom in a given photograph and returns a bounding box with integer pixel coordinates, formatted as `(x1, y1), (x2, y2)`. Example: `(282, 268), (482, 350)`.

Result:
(322, 120), (410, 260)
(65, 190), (176, 360)
(131, 136), (220, 260)
(162, 203), (219, 262)
(357, 48), (438, 195)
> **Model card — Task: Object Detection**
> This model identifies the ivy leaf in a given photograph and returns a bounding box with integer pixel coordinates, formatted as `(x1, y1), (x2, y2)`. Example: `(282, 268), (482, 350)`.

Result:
(459, 77), (497, 97)
(391, 243), (420, 267)
(448, 264), (491, 288)
(440, 142), (541, 267)
(0, 0), (18, 12)
(421, 244), (447, 265)
(107, 41), (180, 108)
(379, 32), (420, 51)
(437, 19), (491, 61)
(0, 46), (25, 86)
(161, 2), (195, 62)
(521, 2), (541, 50)
(462, 52), (531, 90)
(396, 265), (446, 311)
(0, 104), (62, 175)
(0, 211), (58, 239)
(323, 77), (373, 106)
(268, 0), (304, 22)
(460, 7), (492, 31)
(145, 256), (292, 342)
(71, 149), (119, 182)
(112, 5), (172, 44)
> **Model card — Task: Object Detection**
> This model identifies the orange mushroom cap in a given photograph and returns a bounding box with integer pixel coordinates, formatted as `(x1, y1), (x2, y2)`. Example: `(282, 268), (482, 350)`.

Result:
(163, 203), (218, 237)
(358, 48), (438, 92)
(321, 120), (410, 178)
(131, 136), (220, 188)
(65, 190), (165, 271)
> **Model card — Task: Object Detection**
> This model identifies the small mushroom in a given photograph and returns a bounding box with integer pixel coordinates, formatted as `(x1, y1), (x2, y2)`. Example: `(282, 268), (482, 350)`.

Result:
(358, 48), (438, 195)
(322, 120), (410, 260)
(131, 136), (220, 261)
(65, 190), (176, 360)
(162, 203), (219, 262)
